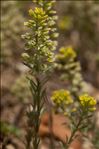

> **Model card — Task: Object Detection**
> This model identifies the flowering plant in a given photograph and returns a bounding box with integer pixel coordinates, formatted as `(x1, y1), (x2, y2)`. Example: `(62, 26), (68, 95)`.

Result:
(55, 46), (86, 98)
(51, 89), (97, 148)
(21, 0), (58, 149)
(21, 0), (97, 149)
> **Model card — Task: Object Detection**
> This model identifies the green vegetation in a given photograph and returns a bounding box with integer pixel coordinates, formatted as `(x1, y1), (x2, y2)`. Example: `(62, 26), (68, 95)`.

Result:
(1, 1), (98, 149)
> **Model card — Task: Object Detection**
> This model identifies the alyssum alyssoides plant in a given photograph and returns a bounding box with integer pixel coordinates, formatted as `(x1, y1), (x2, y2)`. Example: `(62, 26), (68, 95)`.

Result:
(55, 46), (86, 98)
(51, 46), (97, 148)
(51, 90), (97, 148)
(21, 0), (58, 149)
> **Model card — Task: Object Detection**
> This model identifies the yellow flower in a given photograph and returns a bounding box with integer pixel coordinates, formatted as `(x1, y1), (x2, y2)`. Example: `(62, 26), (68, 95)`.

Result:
(29, 8), (46, 18)
(21, 53), (30, 61)
(79, 94), (96, 111)
(56, 46), (76, 61)
(47, 52), (55, 63)
(29, 9), (34, 16)
(47, 57), (53, 62)
(24, 22), (29, 26)
(35, 7), (45, 15)
(51, 89), (73, 107)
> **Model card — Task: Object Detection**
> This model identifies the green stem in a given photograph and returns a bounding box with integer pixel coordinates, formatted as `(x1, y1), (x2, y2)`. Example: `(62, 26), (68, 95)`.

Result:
(65, 117), (82, 149)
(32, 78), (41, 149)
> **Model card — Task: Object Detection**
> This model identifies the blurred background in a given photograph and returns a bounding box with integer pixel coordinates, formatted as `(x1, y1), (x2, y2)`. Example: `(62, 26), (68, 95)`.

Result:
(1, 1), (99, 149)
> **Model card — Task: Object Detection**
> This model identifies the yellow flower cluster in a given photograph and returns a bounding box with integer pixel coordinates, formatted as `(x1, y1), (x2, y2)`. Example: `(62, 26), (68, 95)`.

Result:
(29, 7), (46, 17)
(51, 89), (73, 106)
(56, 46), (77, 61)
(79, 94), (96, 111)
